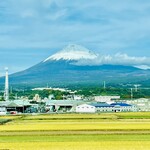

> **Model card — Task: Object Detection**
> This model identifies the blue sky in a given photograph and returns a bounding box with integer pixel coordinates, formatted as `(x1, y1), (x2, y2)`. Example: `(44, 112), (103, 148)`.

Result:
(0, 0), (150, 75)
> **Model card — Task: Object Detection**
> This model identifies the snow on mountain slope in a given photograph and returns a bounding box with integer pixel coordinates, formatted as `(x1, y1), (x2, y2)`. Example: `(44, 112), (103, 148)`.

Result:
(43, 44), (98, 62)
(43, 44), (150, 69)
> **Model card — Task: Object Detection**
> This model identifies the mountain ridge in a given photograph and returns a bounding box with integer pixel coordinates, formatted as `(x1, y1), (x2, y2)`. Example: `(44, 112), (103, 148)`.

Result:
(0, 44), (150, 87)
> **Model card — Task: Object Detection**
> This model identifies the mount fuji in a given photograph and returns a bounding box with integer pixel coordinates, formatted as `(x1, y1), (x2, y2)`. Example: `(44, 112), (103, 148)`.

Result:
(44, 44), (98, 62)
(2, 44), (150, 87)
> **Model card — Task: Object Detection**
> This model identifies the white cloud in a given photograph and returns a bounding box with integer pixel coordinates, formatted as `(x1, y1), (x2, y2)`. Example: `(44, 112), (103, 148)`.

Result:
(112, 53), (149, 66)
(134, 65), (150, 70)
(76, 53), (150, 69)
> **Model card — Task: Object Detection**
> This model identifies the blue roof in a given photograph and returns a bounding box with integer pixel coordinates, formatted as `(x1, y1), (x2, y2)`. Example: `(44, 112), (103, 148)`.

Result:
(90, 102), (113, 107)
(110, 103), (132, 107)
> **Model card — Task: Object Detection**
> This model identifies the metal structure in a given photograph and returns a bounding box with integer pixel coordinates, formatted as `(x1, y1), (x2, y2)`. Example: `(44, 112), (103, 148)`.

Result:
(103, 81), (106, 89)
(134, 84), (141, 92)
(4, 67), (9, 101)
(131, 88), (133, 100)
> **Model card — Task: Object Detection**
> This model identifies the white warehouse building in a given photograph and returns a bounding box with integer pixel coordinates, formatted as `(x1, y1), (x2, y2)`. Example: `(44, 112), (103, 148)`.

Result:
(76, 102), (137, 113)
(94, 96), (120, 103)
(0, 106), (7, 115)
(76, 104), (96, 113)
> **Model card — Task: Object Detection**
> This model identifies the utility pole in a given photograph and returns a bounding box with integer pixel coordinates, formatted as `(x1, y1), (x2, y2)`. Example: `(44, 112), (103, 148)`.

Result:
(103, 81), (106, 89)
(47, 83), (49, 88)
(15, 93), (18, 100)
(134, 84), (140, 92)
(10, 86), (13, 94)
(131, 88), (133, 100)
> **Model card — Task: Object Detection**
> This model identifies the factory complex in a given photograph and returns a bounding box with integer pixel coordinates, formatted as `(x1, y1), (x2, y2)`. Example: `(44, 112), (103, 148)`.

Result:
(0, 69), (150, 115)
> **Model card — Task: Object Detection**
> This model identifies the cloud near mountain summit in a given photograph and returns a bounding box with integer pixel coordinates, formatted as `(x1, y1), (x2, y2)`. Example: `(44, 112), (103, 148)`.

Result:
(75, 53), (150, 69)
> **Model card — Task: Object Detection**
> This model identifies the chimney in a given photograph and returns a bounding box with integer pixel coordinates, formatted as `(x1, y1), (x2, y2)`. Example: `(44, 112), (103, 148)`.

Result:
(4, 67), (9, 101)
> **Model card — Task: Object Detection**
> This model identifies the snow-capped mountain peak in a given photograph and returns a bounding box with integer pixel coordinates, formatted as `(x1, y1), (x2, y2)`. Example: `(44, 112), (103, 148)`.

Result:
(43, 44), (98, 62)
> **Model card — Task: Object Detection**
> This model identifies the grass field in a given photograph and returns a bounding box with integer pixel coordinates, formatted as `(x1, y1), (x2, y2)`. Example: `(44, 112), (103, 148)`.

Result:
(0, 112), (150, 150)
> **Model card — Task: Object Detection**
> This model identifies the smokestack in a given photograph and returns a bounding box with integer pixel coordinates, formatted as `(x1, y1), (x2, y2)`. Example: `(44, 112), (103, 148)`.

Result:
(4, 67), (9, 101)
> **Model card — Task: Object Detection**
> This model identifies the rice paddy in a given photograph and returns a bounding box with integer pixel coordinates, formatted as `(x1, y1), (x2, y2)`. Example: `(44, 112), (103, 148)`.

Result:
(0, 112), (150, 150)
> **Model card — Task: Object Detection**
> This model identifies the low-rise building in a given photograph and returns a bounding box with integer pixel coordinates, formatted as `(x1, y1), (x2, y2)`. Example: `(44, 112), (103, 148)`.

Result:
(0, 106), (7, 115)
(0, 100), (38, 114)
(76, 104), (96, 113)
(45, 100), (85, 113)
(111, 103), (138, 112)
(90, 102), (114, 113)
(76, 102), (137, 113)
(126, 98), (150, 111)
(94, 96), (120, 103)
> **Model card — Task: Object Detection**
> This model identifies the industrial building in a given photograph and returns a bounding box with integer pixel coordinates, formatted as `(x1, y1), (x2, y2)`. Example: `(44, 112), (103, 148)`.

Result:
(0, 106), (7, 115)
(45, 100), (85, 113)
(91, 102), (114, 113)
(0, 67), (145, 115)
(110, 103), (138, 112)
(94, 96), (120, 103)
(76, 104), (96, 113)
(0, 100), (38, 114)
(75, 102), (138, 113)
(126, 98), (150, 111)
